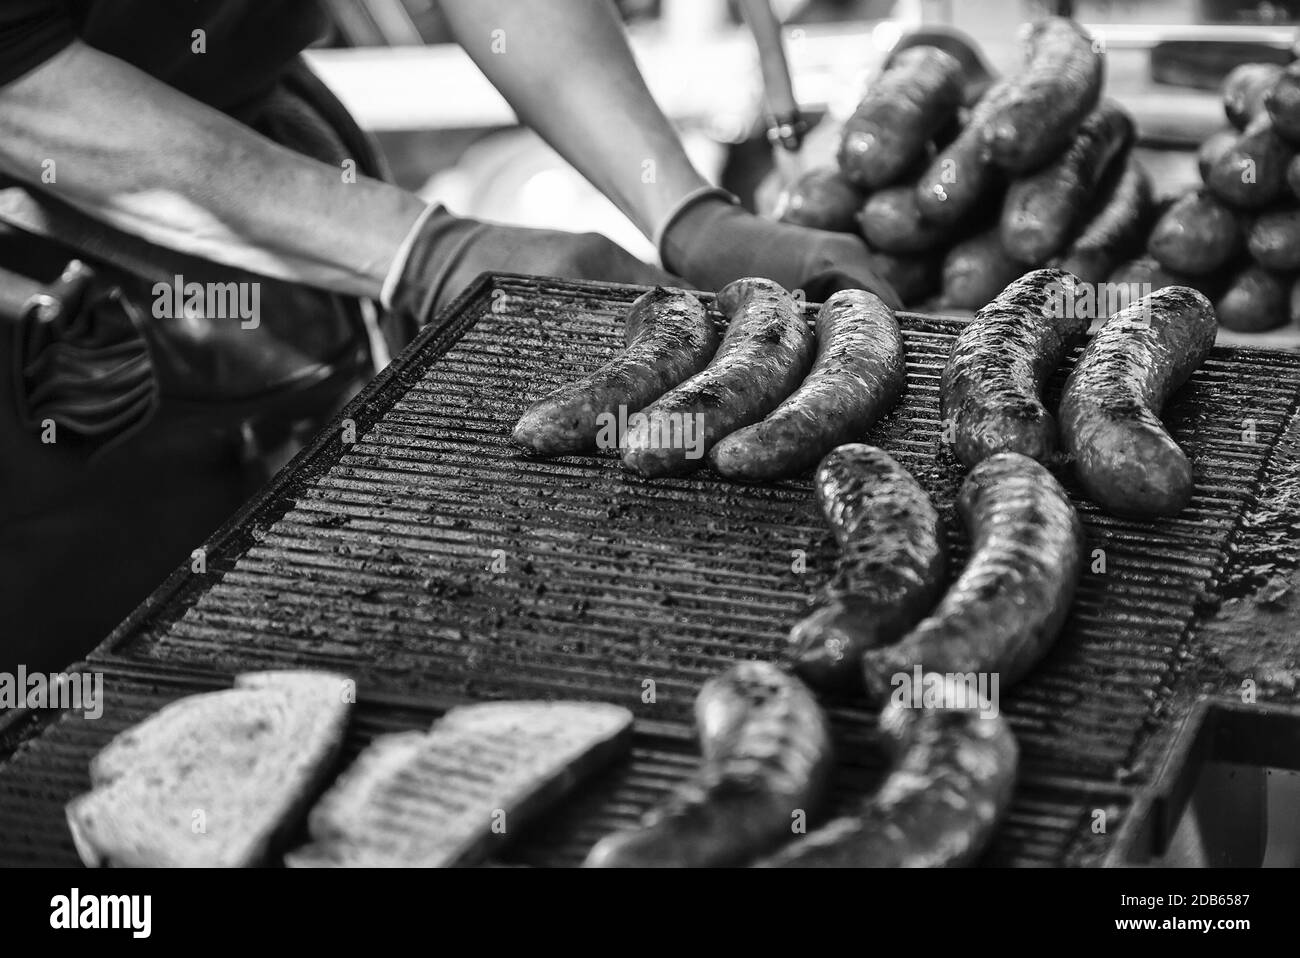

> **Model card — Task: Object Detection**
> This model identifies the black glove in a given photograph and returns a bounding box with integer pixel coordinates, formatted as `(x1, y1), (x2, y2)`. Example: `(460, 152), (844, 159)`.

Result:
(660, 196), (902, 309)
(387, 206), (676, 336)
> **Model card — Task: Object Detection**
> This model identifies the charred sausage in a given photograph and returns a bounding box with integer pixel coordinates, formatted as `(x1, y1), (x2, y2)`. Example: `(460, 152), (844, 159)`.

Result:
(859, 453), (1085, 700)
(787, 445), (946, 690)
(1000, 101), (1135, 263)
(710, 291), (906, 481)
(940, 268), (1089, 468)
(1060, 286), (1217, 515)
(512, 287), (719, 456)
(837, 46), (964, 189)
(1051, 156), (1154, 286)
(759, 676), (1018, 867)
(622, 279), (815, 477)
(583, 661), (832, 867)
(983, 17), (1104, 173)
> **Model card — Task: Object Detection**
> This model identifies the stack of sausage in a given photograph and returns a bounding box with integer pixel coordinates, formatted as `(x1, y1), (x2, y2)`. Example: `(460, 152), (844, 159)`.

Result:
(775, 17), (1154, 310)
(1115, 61), (1300, 332)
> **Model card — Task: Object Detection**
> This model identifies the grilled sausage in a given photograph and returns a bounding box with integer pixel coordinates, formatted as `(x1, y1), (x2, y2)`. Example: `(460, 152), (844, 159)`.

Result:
(915, 81), (1014, 226)
(940, 228), (1030, 310)
(1225, 62), (1283, 130)
(622, 279), (815, 477)
(858, 184), (951, 254)
(859, 453), (1085, 700)
(1216, 265), (1290, 333)
(1147, 190), (1242, 275)
(759, 678), (1017, 867)
(940, 268), (1089, 468)
(838, 46), (964, 190)
(1247, 208), (1300, 270)
(1060, 286), (1217, 515)
(512, 288), (719, 456)
(984, 17), (1104, 174)
(1205, 116), (1294, 209)
(775, 167), (864, 233)
(1265, 61), (1300, 142)
(1051, 156), (1154, 285)
(788, 445), (946, 689)
(583, 661), (832, 867)
(869, 249), (942, 306)
(1198, 128), (1239, 182)
(1000, 101), (1135, 263)
(710, 291), (905, 481)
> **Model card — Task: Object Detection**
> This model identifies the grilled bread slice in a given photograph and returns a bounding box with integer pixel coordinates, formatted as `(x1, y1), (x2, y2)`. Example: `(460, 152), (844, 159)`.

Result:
(66, 670), (353, 867)
(286, 701), (634, 867)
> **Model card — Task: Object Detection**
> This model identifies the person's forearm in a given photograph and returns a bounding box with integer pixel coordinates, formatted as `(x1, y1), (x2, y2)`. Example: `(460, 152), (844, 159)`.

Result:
(0, 41), (425, 297)
(440, 0), (711, 238)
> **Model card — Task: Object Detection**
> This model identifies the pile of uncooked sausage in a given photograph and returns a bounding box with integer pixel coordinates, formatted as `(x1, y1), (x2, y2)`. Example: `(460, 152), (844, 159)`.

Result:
(511, 263), (1217, 866)
(774, 17), (1149, 312)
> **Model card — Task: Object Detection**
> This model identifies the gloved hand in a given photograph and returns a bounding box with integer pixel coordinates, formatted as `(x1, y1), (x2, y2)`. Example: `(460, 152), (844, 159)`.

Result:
(659, 196), (902, 309)
(386, 206), (676, 333)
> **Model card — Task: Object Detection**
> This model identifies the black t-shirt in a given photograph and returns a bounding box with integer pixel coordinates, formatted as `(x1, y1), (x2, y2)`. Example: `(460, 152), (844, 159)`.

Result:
(0, 1), (331, 110)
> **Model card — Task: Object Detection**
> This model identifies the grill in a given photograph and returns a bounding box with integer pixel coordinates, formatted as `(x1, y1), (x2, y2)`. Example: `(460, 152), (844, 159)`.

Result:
(3, 272), (1300, 867)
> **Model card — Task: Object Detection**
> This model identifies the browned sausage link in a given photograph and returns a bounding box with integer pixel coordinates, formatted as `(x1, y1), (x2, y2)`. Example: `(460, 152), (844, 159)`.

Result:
(940, 227), (1031, 310)
(1205, 115), (1294, 209)
(582, 661), (832, 867)
(759, 678), (1018, 867)
(837, 46), (964, 190)
(916, 80), (1014, 226)
(1265, 60), (1300, 142)
(1000, 101), (1135, 264)
(1216, 265), (1290, 335)
(1051, 156), (1153, 286)
(860, 453), (1085, 701)
(775, 167), (864, 233)
(1146, 189), (1241, 275)
(511, 287), (718, 456)
(1060, 286), (1217, 516)
(940, 268), (1088, 468)
(622, 279), (815, 477)
(857, 184), (951, 254)
(710, 292), (906, 481)
(983, 17), (1103, 173)
(788, 445), (946, 690)
(1224, 62), (1283, 130)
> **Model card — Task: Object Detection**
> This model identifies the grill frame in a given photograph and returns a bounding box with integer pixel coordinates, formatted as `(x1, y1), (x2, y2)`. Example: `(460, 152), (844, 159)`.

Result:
(3, 271), (1300, 868)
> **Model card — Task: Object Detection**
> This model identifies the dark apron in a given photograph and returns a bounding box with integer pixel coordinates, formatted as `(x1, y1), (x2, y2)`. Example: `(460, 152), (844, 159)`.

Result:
(0, 57), (394, 674)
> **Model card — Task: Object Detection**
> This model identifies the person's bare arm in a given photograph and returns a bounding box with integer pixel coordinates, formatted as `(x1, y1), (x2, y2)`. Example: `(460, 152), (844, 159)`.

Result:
(0, 40), (425, 296)
(439, 0), (711, 238)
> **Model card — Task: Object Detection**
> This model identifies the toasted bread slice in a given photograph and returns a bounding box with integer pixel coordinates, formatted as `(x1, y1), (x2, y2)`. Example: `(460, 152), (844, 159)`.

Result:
(66, 671), (353, 867)
(286, 701), (633, 867)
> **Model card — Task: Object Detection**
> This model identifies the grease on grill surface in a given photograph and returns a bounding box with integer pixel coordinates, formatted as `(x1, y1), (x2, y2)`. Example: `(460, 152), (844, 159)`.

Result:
(3, 275), (1300, 868)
